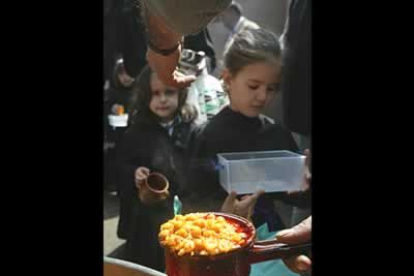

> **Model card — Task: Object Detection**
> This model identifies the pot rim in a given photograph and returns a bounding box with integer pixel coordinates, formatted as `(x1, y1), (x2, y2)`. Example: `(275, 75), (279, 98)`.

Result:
(146, 172), (170, 194)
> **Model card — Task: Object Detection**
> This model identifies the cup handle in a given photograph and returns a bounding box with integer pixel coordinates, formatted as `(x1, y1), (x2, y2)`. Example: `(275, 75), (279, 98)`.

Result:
(161, 190), (170, 200)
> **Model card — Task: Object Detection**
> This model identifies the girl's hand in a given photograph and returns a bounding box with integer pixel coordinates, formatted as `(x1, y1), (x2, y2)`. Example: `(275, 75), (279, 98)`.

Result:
(135, 167), (150, 189)
(220, 190), (265, 220)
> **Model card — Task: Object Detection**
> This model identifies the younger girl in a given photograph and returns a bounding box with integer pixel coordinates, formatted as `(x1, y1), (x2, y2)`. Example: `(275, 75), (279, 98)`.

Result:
(116, 65), (199, 271)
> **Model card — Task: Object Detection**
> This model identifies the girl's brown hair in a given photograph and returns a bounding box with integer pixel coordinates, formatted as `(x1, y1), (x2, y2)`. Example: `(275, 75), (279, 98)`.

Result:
(129, 65), (197, 125)
(223, 28), (282, 77)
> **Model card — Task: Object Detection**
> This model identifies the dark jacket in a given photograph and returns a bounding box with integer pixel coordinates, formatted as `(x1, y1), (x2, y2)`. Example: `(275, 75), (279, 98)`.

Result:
(117, 116), (198, 238)
(104, 0), (147, 80)
(115, 117), (199, 270)
(282, 0), (312, 136)
(185, 106), (307, 229)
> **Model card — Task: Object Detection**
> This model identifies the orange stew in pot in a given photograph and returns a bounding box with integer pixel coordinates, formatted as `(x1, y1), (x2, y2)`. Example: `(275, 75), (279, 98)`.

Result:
(159, 213), (250, 257)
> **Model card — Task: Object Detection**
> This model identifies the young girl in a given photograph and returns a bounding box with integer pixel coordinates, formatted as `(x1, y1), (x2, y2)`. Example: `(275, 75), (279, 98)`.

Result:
(104, 58), (136, 190)
(115, 65), (199, 271)
(185, 28), (302, 231)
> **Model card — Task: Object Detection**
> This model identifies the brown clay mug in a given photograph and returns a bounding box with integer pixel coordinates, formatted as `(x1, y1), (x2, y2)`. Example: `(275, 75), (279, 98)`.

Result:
(138, 172), (170, 205)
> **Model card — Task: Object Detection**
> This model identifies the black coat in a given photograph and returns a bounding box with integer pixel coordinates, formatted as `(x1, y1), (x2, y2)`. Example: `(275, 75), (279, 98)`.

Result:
(282, 0), (312, 136)
(104, 0), (147, 80)
(115, 118), (199, 270)
(185, 107), (307, 229)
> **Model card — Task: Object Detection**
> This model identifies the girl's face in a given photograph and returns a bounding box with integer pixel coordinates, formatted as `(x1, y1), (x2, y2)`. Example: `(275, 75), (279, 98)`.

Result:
(223, 61), (281, 118)
(117, 67), (135, 88)
(149, 73), (179, 122)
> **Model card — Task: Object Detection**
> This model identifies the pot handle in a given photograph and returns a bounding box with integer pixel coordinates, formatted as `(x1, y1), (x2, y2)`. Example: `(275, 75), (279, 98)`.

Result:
(247, 240), (311, 264)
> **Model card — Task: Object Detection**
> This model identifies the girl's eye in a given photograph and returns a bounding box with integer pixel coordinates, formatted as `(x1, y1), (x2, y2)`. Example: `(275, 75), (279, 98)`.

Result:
(268, 84), (280, 93)
(248, 85), (259, 90)
(165, 89), (177, 96)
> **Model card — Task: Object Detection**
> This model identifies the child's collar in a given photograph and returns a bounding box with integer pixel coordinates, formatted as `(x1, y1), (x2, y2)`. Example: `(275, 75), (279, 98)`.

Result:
(159, 116), (182, 136)
(160, 115), (181, 127)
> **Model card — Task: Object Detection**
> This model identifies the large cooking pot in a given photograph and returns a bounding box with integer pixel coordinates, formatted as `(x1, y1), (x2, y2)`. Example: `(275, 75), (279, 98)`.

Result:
(104, 256), (167, 276)
(161, 212), (311, 276)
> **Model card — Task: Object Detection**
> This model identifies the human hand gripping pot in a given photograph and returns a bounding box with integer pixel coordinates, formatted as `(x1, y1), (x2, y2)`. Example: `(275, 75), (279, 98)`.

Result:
(276, 216), (312, 273)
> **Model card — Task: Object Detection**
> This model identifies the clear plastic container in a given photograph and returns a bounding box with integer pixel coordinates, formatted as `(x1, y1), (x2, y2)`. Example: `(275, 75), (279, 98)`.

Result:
(217, 150), (305, 194)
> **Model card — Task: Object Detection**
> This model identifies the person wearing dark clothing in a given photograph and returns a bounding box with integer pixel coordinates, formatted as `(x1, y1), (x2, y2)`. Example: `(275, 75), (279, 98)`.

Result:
(183, 28), (217, 72)
(105, 1), (217, 82)
(117, 117), (199, 270)
(104, 0), (147, 81)
(138, 0), (231, 88)
(279, 1), (312, 273)
(104, 58), (136, 190)
(281, 0), (312, 138)
(186, 106), (299, 230)
(185, 28), (307, 231)
(116, 65), (199, 271)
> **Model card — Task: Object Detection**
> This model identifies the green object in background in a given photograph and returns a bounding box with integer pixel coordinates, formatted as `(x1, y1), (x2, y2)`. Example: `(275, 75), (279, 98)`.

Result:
(173, 195), (182, 215)
(250, 223), (300, 276)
